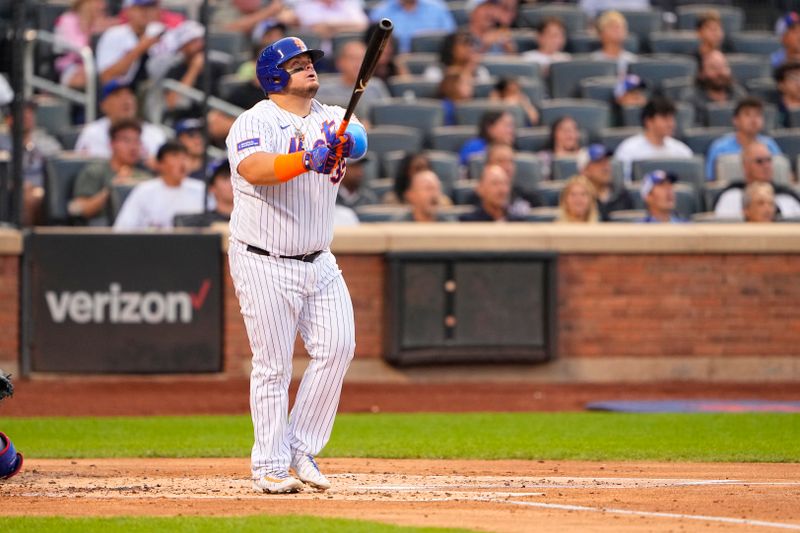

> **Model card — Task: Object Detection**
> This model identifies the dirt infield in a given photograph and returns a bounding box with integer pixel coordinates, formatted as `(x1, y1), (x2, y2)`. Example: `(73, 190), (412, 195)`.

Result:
(2, 458), (799, 532)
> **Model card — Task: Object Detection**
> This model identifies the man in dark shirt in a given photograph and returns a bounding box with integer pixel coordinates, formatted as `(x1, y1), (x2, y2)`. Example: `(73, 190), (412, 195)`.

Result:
(460, 164), (525, 222)
(577, 143), (634, 221)
(173, 159), (233, 227)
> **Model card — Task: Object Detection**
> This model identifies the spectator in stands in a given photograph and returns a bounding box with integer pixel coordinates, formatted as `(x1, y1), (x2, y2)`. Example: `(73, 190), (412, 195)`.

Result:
(95, 0), (165, 88)
(484, 143), (542, 217)
(423, 31), (491, 84)
(337, 156), (379, 209)
(400, 169), (448, 222)
(314, 41), (391, 126)
(287, 0), (368, 41)
(174, 118), (205, 180)
(69, 118), (153, 225)
(468, 0), (516, 55)
(557, 175), (599, 223)
(613, 74), (648, 125)
(207, 109), (237, 151)
(537, 115), (582, 180)
(174, 160), (234, 227)
(387, 152), (434, 204)
(590, 10), (637, 76)
(0, 101), (62, 226)
(523, 17), (571, 77)
(775, 62), (800, 128)
(365, 22), (410, 82)
(577, 143), (634, 221)
(578, 0), (649, 19)
(237, 21), (288, 82)
(369, 0), (457, 54)
(113, 140), (205, 230)
(460, 164), (524, 221)
(54, 0), (118, 89)
(690, 50), (747, 127)
(640, 170), (683, 223)
(489, 78), (539, 126)
(771, 12), (800, 67)
(695, 10), (724, 63)
(211, 0), (286, 34)
(713, 141), (800, 219)
(118, 0), (184, 28)
(705, 97), (782, 181)
(75, 81), (167, 167)
(614, 96), (693, 181)
(438, 68), (475, 126)
(742, 182), (777, 223)
(459, 110), (516, 166)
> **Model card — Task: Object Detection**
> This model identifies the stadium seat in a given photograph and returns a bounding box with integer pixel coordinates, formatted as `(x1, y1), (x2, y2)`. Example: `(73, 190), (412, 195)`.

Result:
(403, 53), (439, 75)
(627, 55), (697, 90)
(355, 204), (411, 222)
(599, 127), (642, 152)
(676, 5), (743, 35)
(57, 125), (84, 151)
(727, 54), (770, 85)
(703, 180), (730, 212)
(430, 125), (477, 153)
(704, 102), (777, 131)
(387, 76), (440, 99)
(533, 180), (565, 207)
(370, 98), (444, 140)
(744, 77), (780, 107)
(410, 31), (450, 54)
(447, 0), (470, 26)
(481, 55), (540, 80)
(218, 74), (249, 101)
(384, 150), (460, 196)
(661, 76), (694, 102)
(549, 58), (617, 98)
(44, 152), (101, 225)
(729, 31), (781, 56)
(517, 3), (588, 34)
(716, 153), (792, 185)
(467, 153), (543, 192)
(515, 127), (550, 153)
(608, 209), (646, 222)
(510, 29), (538, 53)
(332, 31), (365, 55)
(454, 100), (526, 128)
(367, 178), (395, 200)
(567, 33), (640, 54)
(365, 126), (424, 161)
(647, 31), (699, 56)
(632, 156), (706, 189)
(788, 110), (800, 129)
(681, 126), (732, 155)
(539, 99), (611, 140)
(451, 178), (477, 205)
(34, 96), (72, 138)
(525, 206), (559, 222)
(619, 9), (664, 43)
(772, 129), (800, 170)
(579, 76), (619, 105)
(208, 32), (248, 62)
(550, 156), (578, 181)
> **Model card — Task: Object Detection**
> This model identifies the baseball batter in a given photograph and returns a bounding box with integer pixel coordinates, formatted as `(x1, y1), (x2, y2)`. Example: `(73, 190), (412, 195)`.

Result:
(226, 37), (367, 494)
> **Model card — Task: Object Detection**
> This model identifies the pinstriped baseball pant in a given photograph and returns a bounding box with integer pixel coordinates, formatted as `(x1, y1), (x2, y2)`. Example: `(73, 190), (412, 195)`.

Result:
(228, 239), (356, 478)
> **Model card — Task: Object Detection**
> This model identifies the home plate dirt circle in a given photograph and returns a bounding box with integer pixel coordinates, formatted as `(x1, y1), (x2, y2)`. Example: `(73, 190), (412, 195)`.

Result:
(3, 458), (800, 532)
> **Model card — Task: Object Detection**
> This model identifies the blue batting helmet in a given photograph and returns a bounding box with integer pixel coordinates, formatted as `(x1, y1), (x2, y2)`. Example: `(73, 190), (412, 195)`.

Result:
(256, 37), (324, 94)
(0, 432), (23, 480)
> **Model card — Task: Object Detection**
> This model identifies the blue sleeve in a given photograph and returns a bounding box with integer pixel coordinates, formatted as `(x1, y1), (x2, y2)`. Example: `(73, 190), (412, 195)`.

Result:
(766, 138), (782, 154)
(705, 141), (720, 181)
(459, 138), (485, 166)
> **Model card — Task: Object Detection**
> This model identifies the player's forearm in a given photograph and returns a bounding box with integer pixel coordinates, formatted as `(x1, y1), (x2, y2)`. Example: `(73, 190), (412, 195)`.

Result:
(238, 152), (306, 186)
(223, 1), (283, 33)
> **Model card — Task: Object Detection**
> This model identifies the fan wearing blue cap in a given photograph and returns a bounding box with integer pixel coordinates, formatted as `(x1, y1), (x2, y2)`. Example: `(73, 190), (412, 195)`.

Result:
(640, 170), (683, 223)
(577, 143), (634, 221)
(772, 12), (800, 67)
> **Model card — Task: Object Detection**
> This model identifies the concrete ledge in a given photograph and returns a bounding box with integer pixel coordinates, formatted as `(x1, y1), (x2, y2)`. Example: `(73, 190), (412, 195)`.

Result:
(289, 356), (800, 384)
(0, 228), (22, 254)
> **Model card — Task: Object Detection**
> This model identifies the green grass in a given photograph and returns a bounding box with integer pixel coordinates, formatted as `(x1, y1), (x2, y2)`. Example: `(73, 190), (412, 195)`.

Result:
(0, 516), (470, 533)
(2, 413), (799, 462)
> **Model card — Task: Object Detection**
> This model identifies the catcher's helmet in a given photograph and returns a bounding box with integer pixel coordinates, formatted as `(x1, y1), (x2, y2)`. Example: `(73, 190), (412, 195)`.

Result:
(256, 37), (324, 94)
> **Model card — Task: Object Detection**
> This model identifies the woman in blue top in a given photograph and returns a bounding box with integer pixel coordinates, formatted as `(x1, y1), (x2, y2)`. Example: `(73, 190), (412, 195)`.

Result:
(459, 109), (516, 166)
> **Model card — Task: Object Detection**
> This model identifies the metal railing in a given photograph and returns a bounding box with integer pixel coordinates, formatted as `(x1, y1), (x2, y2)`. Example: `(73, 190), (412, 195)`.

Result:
(22, 29), (97, 123)
(159, 77), (245, 122)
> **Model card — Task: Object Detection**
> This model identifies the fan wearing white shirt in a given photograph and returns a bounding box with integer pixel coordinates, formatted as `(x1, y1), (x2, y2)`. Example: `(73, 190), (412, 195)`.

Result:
(113, 140), (206, 230)
(613, 96), (693, 181)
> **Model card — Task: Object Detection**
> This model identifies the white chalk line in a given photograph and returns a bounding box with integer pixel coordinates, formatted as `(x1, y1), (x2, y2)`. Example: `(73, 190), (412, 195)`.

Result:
(492, 500), (800, 531)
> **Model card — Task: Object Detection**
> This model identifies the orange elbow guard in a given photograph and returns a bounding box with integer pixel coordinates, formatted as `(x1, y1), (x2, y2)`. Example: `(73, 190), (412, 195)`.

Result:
(273, 152), (309, 182)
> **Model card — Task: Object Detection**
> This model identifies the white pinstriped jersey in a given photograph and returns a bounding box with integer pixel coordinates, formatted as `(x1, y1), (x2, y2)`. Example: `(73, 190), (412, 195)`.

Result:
(226, 98), (362, 256)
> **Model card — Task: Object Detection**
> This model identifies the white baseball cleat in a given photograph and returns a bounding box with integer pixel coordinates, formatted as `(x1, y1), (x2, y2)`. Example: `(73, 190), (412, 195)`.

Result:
(291, 453), (331, 490)
(252, 472), (304, 494)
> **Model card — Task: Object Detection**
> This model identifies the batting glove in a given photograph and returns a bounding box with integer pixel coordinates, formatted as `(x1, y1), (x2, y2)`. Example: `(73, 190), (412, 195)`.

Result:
(304, 145), (339, 174)
(329, 133), (354, 160)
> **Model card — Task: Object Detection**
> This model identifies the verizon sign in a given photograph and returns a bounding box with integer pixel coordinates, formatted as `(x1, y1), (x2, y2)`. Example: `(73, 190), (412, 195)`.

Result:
(24, 233), (222, 374)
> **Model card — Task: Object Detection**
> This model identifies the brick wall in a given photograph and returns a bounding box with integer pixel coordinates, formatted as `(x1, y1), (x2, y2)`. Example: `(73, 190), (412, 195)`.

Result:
(0, 256), (18, 364)
(558, 254), (800, 357)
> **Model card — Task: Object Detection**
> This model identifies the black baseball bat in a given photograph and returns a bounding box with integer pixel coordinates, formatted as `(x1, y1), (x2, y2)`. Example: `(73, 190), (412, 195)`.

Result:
(336, 18), (393, 137)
